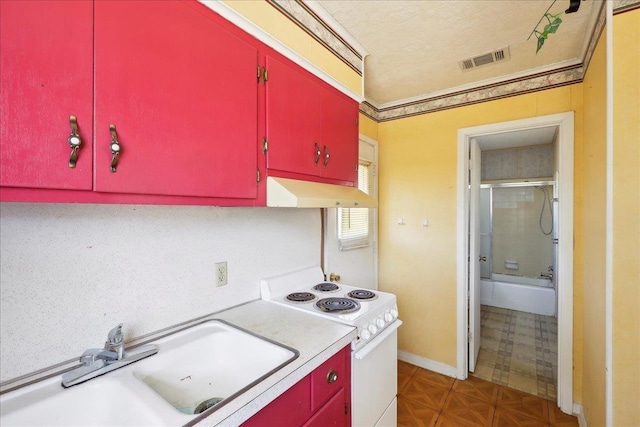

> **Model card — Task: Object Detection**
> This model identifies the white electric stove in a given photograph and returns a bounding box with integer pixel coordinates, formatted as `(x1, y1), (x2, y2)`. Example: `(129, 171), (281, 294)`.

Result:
(260, 266), (401, 427)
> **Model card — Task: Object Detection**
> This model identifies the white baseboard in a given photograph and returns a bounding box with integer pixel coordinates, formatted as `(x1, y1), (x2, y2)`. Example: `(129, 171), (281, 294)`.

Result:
(398, 350), (460, 379)
(573, 403), (587, 427)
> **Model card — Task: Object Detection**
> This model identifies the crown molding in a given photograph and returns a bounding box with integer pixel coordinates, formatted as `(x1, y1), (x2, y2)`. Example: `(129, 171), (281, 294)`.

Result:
(267, 0), (367, 75)
(613, 0), (640, 13)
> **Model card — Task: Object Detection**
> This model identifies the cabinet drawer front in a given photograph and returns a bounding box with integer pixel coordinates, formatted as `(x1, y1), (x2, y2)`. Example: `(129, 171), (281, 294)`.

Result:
(311, 346), (349, 411)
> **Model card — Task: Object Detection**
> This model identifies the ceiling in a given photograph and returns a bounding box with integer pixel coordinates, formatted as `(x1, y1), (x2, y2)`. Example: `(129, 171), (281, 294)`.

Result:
(313, 0), (602, 108)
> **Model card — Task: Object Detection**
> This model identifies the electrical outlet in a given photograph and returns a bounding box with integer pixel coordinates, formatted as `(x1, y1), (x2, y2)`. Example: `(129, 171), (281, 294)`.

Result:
(215, 261), (227, 287)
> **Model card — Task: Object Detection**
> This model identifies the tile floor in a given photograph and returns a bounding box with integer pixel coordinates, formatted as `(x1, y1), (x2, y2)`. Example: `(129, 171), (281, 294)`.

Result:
(397, 361), (578, 427)
(472, 305), (558, 400)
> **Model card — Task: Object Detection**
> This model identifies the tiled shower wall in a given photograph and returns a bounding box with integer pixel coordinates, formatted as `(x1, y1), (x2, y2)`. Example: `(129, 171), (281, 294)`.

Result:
(491, 187), (554, 278)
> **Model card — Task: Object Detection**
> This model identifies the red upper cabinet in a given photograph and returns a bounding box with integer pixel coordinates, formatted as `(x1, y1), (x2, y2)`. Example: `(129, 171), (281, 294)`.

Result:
(0, 0), (93, 190)
(265, 55), (321, 179)
(94, 1), (258, 199)
(264, 54), (358, 186)
(319, 88), (359, 184)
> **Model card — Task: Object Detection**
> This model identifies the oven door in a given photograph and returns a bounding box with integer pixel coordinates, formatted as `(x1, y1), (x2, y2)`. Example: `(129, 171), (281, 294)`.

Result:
(352, 320), (402, 427)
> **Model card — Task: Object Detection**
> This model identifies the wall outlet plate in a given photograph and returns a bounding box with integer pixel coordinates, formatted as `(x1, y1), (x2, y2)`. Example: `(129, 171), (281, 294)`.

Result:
(215, 261), (227, 287)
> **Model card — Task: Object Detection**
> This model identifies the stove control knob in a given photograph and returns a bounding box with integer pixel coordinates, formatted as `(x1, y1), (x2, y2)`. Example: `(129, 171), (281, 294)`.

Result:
(360, 328), (371, 341)
(376, 316), (385, 328)
(384, 312), (394, 323)
(367, 323), (378, 335)
(390, 306), (399, 319)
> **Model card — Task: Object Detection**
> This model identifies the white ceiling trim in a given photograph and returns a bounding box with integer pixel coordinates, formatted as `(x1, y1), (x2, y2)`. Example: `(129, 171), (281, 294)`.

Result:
(268, 0), (367, 75)
(302, 1), (370, 60)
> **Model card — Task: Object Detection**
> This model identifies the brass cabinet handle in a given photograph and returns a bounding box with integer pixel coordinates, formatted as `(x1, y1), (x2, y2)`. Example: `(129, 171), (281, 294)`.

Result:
(314, 142), (321, 165)
(109, 124), (121, 173)
(68, 115), (82, 168)
(326, 369), (338, 384)
(323, 145), (330, 167)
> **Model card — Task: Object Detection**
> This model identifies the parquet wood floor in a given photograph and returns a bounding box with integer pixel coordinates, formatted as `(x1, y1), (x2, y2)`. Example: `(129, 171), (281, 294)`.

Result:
(397, 361), (579, 427)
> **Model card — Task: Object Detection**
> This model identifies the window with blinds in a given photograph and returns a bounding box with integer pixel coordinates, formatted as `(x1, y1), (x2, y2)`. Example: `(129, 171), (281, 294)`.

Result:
(338, 161), (372, 250)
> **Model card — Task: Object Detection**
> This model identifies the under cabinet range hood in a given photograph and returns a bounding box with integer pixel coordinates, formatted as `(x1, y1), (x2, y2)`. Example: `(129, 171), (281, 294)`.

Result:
(266, 177), (377, 208)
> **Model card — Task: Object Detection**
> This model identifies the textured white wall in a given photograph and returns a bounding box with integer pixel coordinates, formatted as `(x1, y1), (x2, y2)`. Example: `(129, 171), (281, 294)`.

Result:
(0, 203), (320, 381)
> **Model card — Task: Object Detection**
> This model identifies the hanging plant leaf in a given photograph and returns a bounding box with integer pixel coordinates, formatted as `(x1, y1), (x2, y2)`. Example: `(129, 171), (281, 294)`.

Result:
(537, 36), (546, 53)
(544, 14), (563, 34)
(528, 0), (573, 53)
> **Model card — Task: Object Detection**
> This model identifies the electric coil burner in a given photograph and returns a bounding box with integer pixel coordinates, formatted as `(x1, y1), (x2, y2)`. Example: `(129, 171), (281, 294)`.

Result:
(315, 297), (360, 313)
(312, 282), (340, 292)
(346, 289), (378, 301)
(285, 292), (316, 303)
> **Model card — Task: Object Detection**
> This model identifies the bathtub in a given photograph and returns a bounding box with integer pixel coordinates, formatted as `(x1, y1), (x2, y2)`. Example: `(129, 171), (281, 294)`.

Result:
(480, 273), (556, 316)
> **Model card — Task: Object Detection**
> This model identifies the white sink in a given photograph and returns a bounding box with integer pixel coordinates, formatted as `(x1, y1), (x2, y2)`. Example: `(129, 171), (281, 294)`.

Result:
(0, 320), (298, 425)
(133, 320), (299, 415)
(0, 376), (171, 426)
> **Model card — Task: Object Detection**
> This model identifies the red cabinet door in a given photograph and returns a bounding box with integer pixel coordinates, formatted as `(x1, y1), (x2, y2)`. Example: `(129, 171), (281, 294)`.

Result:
(265, 55), (321, 178)
(94, 1), (258, 199)
(241, 375), (311, 427)
(0, 0), (93, 190)
(319, 88), (358, 184)
(303, 388), (349, 427)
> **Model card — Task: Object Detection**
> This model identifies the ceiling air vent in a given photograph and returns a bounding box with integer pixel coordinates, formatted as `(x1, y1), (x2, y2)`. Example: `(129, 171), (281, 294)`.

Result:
(459, 47), (510, 72)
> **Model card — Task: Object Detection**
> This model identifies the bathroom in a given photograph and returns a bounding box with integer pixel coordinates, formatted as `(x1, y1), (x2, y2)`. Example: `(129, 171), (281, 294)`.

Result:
(472, 133), (559, 400)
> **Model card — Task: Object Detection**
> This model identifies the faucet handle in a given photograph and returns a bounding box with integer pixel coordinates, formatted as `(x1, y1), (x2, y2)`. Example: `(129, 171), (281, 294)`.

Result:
(107, 324), (123, 345)
(80, 349), (98, 366)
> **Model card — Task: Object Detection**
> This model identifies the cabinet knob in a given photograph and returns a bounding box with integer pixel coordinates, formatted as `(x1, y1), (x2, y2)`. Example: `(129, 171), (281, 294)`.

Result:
(109, 124), (122, 173)
(326, 369), (338, 384)
(323, 145), (330, 167)
(68, 115), (82, 168)
(314, 142), (321, 165)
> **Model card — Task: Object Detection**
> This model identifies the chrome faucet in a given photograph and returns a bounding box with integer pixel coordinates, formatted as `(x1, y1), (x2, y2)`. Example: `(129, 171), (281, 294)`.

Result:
(62, 324), (158, 388)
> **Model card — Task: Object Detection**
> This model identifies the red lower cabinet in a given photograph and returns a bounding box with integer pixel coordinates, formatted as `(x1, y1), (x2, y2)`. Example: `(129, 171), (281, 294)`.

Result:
(303, 388), (348, 427)
(242, 346), (351, 427)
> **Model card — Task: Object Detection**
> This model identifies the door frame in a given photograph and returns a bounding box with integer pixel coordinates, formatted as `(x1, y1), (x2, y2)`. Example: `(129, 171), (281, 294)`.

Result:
(456, 112), (574, 413)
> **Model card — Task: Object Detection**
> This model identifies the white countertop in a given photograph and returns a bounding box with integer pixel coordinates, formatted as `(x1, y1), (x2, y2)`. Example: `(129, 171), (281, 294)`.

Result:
(0, 300), (357, 427)
(194, 300), (357, 426)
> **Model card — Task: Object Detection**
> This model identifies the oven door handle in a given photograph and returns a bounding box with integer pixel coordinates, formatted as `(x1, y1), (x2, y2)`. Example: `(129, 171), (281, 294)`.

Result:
(354, 319), (402, 360)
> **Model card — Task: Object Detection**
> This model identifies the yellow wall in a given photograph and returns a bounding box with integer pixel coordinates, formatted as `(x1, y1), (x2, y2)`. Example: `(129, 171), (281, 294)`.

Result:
(376, 86), (584, 369)
(221, 0), (361, 96)
(581, 23), (608, 427)
(612, 9), (640, 427)
(359, 113), (379, 141)
(361, 8), (638, 424)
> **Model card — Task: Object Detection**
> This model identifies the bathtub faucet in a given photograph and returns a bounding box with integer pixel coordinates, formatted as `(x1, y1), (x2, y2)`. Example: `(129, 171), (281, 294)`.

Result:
(540, 266), (553, 281)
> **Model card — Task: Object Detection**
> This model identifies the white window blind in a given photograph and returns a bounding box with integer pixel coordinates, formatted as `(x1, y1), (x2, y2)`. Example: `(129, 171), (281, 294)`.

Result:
(338, 161), (371, 250)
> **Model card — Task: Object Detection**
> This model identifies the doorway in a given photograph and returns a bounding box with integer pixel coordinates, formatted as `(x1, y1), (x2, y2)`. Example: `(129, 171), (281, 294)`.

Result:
(456, 112), (574, 414)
